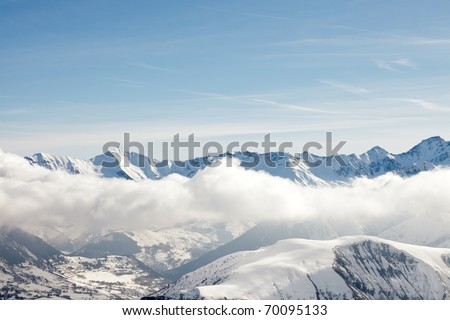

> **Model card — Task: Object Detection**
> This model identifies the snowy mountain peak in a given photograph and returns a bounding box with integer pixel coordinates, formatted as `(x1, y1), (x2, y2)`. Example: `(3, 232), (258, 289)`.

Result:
(412, 136), (447, 151)
(359, 146), (390, 163)
(407, 136), (447, 154)
(367, 145), (389, 156)
(24, 136), (450, 185)
(26, 152), (99, 175)
(420, 136), (445, 144)
(395, 136), (449, 168)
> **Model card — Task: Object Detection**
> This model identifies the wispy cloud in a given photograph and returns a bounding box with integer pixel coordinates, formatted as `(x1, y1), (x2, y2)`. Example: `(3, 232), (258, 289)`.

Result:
(391, 58), (417, 69)
(249, 98), (341, 114)
(102, 77), (149, 88)
(196, 5), (291, 21)
(320, 24), (371, 33)
(274, 35), (398, 47)
(404, 99), (450, 112)
(0, 108), (28, 115)
(102, 77), (144, 84)
(375, 58), (417, 72)
(275, 35), (450, 48)
(126, 61), (175, 73)
(406, 38), (450, 45)
(182, 90), (339, 114)
(181, 90), (240, 101)
(375, 60), (400, 72)
(275, 38), (342, 46)
(380, 98), (450, 112)
(319, 79), (370, 95)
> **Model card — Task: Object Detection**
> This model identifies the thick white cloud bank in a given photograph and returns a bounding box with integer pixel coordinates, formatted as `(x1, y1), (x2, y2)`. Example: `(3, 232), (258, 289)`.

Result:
(0, 148), (449, 236)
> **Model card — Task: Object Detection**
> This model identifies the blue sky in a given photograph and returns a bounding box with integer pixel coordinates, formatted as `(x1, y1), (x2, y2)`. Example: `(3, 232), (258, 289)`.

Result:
(1, 0), (450, 158)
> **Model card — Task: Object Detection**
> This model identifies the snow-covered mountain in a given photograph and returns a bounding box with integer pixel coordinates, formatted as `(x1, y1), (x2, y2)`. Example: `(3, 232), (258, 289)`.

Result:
(166, 221), (338, 280)
(154, 236), (450, 300)
(26, 136), (450, 185)
(25, 149), (209, 181)
(0, 228), (167, 299)
(166, 214), (450, 281)
(23, 221), (255, 274)
(0, 227), (61, 267)
(0, 223), (254, 299)
(124, 221), (254, 273)
(2, 136), (449, 300)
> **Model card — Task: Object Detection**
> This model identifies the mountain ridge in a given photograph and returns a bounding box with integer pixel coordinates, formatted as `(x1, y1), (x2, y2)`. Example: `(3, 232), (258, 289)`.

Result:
(25, 136), (450, 186)
(152, 236), (450, 300)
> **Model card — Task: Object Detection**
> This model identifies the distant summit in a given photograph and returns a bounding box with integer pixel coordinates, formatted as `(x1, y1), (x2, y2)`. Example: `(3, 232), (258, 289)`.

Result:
(26, 136), (450, 186)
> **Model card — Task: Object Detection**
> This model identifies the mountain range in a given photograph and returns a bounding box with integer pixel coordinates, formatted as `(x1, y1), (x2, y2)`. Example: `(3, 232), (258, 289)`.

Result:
(1, 136), (450, 299)
(25, 136), (450, 186)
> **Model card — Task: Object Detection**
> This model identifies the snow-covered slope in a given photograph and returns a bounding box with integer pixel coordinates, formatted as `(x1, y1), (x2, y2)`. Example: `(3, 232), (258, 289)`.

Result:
(155, 236), (450, 300)
(27, 148), (211, 181)
(166, 214), (450, 280)
(167, 220), (338, 280)
(25, 153), (100, 176)
(0, 222), (254, 299)
(0, 228), (167, 299)
(26, 136), (450, 185)
(125, 221), (254, 273)
(378, 214), (450, 248)
(24, 221), (255, 274)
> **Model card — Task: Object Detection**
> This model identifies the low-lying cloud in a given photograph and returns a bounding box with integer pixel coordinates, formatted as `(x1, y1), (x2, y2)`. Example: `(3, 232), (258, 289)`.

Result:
(0, 148), (449, 237)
